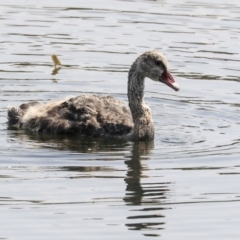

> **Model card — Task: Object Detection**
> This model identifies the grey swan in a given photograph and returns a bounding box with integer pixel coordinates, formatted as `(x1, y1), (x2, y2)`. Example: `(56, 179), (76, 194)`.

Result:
(7, 51), (180, 141)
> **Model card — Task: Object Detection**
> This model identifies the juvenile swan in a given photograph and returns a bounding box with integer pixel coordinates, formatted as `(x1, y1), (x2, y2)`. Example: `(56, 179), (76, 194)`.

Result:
(7, 51), (180, 141)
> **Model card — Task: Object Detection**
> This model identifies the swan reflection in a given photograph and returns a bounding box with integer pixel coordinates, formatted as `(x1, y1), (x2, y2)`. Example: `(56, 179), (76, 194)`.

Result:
(124, 141), (171, 234)
(8, 131), (172, 235)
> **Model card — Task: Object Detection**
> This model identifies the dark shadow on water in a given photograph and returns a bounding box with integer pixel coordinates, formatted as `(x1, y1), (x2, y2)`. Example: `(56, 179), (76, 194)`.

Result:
(9, 130), (130, 153)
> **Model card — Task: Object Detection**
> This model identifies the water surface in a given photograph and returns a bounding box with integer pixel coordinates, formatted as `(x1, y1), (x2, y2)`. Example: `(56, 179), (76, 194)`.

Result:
(0, 0), (240, 239)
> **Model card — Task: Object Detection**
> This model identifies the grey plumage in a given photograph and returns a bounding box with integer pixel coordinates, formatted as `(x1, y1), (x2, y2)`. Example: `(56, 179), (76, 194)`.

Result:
(7, 50), (180, 141)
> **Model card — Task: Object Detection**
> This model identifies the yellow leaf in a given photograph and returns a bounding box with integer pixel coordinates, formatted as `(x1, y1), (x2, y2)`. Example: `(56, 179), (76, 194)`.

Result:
(51, 54), (62, 67)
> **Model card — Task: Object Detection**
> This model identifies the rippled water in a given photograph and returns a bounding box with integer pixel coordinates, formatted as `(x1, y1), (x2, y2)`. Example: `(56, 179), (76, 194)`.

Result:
(0, 0), (240, 239)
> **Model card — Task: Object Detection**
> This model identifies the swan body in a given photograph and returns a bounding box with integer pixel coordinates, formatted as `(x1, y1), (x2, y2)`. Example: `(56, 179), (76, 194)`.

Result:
(7, 50), (180, 141)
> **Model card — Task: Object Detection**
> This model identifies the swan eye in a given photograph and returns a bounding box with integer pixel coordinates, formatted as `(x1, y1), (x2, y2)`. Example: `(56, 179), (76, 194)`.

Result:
(155, 60), (163, 67)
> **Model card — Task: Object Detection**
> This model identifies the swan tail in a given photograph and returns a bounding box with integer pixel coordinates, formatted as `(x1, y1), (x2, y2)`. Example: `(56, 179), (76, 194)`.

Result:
(7, 102), (40, 128)
(7, 106), (23, 127)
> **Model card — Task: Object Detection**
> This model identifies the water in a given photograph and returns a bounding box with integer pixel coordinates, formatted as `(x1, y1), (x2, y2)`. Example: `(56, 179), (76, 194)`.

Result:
(0, 0), (240, 239)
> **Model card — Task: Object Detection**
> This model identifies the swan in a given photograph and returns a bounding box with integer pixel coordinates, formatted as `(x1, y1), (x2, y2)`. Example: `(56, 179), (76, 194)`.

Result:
(7, 50), (180, 141)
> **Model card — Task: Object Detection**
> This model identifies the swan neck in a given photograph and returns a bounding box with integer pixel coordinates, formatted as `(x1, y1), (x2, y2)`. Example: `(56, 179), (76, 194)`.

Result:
(127, 61), (154, 141)
(128, 61), (145, 111)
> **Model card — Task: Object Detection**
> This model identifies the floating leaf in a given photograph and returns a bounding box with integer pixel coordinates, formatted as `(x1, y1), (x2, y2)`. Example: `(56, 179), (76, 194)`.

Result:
(51, 54), (62, 67)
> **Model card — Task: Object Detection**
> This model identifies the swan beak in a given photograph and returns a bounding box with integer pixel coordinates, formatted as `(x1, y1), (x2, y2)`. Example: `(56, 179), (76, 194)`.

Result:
(160, 70), (180, 91)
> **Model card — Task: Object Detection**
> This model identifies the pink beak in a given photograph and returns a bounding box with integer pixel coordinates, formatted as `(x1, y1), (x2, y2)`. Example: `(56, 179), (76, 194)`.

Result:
(160, 70), (180, 91)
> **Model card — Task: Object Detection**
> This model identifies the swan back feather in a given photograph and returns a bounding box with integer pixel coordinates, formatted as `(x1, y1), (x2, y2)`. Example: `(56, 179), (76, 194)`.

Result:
(8, 95), (133, 137)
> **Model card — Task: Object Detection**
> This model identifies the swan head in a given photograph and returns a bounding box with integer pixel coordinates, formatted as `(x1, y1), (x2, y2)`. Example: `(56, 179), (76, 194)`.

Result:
(136, 50), (180, 91)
